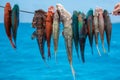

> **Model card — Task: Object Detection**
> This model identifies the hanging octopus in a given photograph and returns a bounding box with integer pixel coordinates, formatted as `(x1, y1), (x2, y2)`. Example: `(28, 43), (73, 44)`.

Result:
(32, 9), (47, 63)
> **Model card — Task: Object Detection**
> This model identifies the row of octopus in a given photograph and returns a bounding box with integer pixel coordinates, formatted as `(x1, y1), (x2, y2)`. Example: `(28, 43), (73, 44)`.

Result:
(4, 3), (112, 79)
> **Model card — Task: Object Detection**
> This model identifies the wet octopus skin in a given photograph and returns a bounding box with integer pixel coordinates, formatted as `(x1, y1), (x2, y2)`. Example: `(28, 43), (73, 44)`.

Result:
(32, 9), (47, 62)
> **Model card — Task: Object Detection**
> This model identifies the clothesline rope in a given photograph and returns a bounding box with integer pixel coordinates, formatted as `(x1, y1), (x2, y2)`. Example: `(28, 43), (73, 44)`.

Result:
(19, 10), (34, 14)
(0, 5), (113, 15)
(0, 5), (34, 14)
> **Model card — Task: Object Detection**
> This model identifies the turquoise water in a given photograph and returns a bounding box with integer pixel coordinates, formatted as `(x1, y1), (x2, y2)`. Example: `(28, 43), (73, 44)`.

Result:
(0, 23), (120, 80)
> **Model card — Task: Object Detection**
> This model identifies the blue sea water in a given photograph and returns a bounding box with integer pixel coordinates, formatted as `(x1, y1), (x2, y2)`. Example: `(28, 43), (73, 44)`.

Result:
(0, 23), (120, 80)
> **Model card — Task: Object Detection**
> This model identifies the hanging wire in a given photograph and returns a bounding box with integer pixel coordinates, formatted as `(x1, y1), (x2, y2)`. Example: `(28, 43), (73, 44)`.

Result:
(20, 10), (34, 14)
(0, 5), (113, 15)
(0, 5), (5, 8)
(109, 13), (112, 14)
(0, 5), (34, 14)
